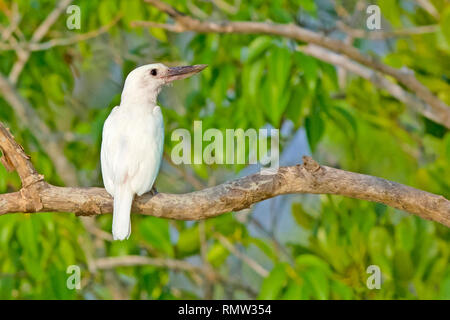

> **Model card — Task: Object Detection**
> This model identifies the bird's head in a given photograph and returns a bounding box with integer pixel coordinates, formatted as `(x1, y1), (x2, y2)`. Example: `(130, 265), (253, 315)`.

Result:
(121, 63), (207, 105)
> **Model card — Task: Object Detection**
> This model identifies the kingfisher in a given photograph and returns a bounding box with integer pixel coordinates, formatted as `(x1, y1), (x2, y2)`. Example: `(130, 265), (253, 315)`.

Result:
(101, 63), (207, 240)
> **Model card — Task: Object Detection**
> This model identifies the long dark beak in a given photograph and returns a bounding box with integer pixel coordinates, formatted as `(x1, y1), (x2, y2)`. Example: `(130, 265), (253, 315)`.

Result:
(164, 64), (207, 82)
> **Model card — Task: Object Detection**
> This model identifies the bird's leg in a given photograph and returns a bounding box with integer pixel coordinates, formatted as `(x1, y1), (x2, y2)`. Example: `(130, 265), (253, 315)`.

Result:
(150, 186), (158, 196)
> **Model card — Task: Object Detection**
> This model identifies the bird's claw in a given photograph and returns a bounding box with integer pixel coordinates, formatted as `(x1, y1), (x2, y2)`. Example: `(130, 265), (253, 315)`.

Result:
(150, 186), (158, 196)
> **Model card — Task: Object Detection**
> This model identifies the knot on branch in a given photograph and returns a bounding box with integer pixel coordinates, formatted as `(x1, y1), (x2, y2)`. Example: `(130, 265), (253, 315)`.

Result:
(298, 156), (326, 190)
(19, 185), (44, 212)
(22, 174), (45, 188)
(302, 156), (322, 173)
(76, 198), (103, 216)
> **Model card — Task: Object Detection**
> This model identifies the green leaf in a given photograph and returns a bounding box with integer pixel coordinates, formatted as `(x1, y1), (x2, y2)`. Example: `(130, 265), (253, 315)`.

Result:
(292, 203), (315, 229)
(264, 46), (292, 124)
(248, 237), (277, 261)
(368, 227), (394, 278)
(394, 250), (414, 281)
(300, 0), (317, 14)
(440, 6), (450, 45)
(394, 219), (416, 253)
(439, 274), (450, 299)
(139, 217), (174, 256)
(330, 280), (353, 300)
(17, 216), (40, 258)
(282, 282), (307, 299)
(58, 239), (76, 267)
(258, 263), (288, 299)
(98, 0), (116, 26)
(303, 268), (330, 300)
(305, 107), (324, 152)
(149, 28), (167, 42)
(295, 254), (331, 276)
(246, 36), (273, 63)
(294, 51), (318, 90)
(207, 242), (229, 267)
(48, 265), (76, 299)
(176, 225), (200, 257)
(328, 106), (357, 138)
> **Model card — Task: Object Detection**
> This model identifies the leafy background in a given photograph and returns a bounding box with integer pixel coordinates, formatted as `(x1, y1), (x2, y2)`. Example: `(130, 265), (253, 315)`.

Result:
(0, 0), (449, 299)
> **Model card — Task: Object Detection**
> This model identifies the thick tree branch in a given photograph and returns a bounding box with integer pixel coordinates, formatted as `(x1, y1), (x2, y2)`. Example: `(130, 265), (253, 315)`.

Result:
(132, 0), (450, 129)
(0, 122), (449, 227)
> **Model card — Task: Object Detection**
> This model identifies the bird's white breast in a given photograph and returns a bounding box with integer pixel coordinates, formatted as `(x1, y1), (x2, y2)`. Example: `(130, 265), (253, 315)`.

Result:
(101, 105), (164, 197)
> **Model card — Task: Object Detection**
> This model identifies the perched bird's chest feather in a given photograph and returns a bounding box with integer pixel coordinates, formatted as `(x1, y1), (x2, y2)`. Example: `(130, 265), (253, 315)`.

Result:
(101, 104), (164, 196)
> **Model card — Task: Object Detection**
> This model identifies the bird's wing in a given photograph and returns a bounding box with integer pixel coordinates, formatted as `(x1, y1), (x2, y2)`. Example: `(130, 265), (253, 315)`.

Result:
(129, 106), (164, 195)
(100, 106), (120, 196)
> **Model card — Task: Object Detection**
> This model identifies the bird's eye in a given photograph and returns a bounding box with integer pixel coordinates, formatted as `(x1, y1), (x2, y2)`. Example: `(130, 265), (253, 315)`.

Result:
(150, 69), (158, 76)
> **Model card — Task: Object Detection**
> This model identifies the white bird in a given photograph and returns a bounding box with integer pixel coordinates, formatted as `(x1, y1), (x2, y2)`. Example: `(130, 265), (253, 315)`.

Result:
(101, 63), (207, 240)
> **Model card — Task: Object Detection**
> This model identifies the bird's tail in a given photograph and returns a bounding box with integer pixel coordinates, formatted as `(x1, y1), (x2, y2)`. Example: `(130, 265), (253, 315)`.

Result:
(112, 185), (134, 241)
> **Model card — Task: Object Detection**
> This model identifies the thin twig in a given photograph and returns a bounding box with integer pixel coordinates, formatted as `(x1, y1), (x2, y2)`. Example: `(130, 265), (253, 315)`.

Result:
(9, 0), (74, 84)
(337, 22), (439, 40)
(26, 14), (122, 52)
(416, 0), (440, 19)
(215, 232), (269, 277)
(94, 255), (257, 296)
(297, 44), (439, 124)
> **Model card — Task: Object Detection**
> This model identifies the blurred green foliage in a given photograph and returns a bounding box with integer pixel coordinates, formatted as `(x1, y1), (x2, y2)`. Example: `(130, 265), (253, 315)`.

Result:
(0, 0), (449, 299)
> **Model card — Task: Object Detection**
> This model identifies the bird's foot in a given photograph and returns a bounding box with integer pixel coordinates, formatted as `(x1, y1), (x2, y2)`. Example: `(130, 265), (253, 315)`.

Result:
(150, 186), (158, 196)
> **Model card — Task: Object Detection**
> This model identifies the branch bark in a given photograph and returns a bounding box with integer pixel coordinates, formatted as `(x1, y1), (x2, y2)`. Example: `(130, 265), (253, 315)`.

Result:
(0, 122), (449, 227)
(132, 0), (450, 129)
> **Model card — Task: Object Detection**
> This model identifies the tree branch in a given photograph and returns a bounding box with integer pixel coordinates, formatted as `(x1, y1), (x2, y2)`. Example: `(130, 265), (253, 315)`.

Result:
(336, 22), (439, 40)
(94, 255), (257, 296)
(9, 0), (74, 84)
(131, 0), (450, 129)
(0, 122), (449, 227)
(214, 233), (269, 277)
(0, 15), (122, 52)
(416, 0), (440, 19)
(298, 44), (439, 123)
